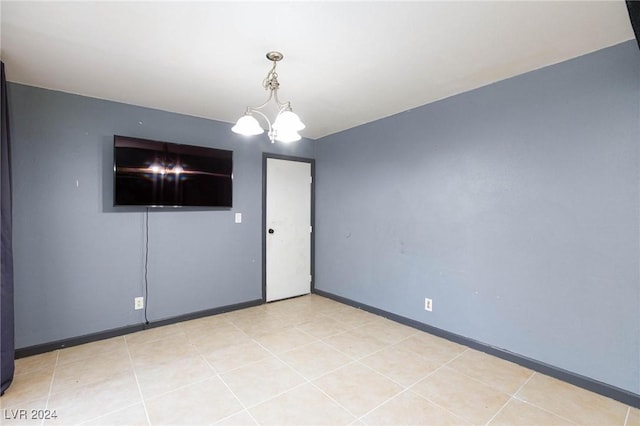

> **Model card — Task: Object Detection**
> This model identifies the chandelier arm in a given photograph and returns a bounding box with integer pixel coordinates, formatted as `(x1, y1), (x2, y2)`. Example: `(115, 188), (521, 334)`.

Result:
(247, 108), (273, 130)
(272, 90), (292, 110)
(247, 108), (276, 143)
(247, 89), (275, 111)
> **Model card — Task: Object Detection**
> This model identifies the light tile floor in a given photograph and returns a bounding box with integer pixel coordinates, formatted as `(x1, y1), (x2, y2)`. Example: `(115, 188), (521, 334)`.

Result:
(1, 294), (638, 425)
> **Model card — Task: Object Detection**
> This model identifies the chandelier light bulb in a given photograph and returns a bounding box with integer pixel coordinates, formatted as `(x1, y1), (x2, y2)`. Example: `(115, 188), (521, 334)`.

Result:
(273, 110), (305, 132)
(275, 130), (302, 143)
(232, 114), (264, 136)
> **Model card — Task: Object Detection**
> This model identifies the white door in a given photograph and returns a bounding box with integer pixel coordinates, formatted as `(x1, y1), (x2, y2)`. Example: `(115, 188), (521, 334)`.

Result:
(266, 158), (312, 302)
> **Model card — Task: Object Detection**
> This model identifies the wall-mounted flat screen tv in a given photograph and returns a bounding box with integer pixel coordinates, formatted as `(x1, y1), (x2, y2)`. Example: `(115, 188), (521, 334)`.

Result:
(114, 135), (232, 207)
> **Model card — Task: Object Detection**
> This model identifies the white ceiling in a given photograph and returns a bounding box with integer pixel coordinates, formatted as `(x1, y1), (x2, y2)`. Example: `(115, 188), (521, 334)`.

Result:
(0, 1), (634, 140)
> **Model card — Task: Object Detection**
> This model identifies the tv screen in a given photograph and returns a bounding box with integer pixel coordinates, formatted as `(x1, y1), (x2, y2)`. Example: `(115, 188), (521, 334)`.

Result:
(114, 135), (233, 207)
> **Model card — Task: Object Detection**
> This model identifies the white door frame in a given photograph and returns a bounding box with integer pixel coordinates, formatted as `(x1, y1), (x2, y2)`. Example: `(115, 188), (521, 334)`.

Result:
(262, 153), (315, 302)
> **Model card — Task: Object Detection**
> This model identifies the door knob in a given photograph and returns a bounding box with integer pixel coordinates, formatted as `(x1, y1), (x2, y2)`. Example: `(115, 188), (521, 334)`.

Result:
(268, 228), (275, 234)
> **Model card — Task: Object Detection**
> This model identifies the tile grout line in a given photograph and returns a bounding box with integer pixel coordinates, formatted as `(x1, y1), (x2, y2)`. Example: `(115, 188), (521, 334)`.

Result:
(307, 306), (461, 422)
(509, 397), (580, 425)
(77, 402), (144, 426)
(305, 381), (361, 422)
(261, 306), (462, 424)
(404, 350), (472, 421)
(356, 348), (471, 423)
(430, 347), (557, 405)
(509, 373), (580, 425)
(250, 336), (361, 422)
(124, 337), (152, 426)
(201, 302), (336, 420)
(357, 387), (412, 423)
(41, 350), (60, 426)
(623, 406), (630, 426)
(202, 353), (261, 425)
(483, 396), (515, 425)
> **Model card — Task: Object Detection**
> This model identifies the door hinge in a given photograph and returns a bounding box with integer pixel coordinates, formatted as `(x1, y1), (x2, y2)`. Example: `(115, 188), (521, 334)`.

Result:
(309, 176), (313, 184)
(310, 225), (313, 233)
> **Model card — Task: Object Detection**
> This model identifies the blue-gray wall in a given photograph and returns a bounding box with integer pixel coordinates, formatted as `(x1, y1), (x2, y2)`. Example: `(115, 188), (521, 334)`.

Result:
(9, 83), (314, 348)
(315, 41), (640, 395)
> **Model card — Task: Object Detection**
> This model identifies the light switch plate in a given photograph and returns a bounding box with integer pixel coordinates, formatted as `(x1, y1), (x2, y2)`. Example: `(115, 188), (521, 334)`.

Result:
(235, 213), (242, 223)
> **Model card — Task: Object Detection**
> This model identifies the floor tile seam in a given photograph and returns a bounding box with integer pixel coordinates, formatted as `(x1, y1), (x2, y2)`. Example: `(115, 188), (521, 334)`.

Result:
(200, 355), (259, 426)
(303, 378), (361, 421)
(339, 319), (382, 331)
(178, 315), (233, 328)
(352, 321), (421, 341)
(289, 323), (326, 342)
(12, 367), (55, 379)
(510, 375), (584, 426)
(1, 394), (49, 412)
(232, 378), (312, 417)
(404, 388), (473, 425)
(398, 339), (472, 362)
(443, 363), (526, 398)
(47, 366), (139, 398)
(54, 353), (136, 374)
(181, 328), (240, 344)
(319, 329), (353, 345)
(403, 346), (470, 386)
(132, 351), (215, 376)
(482, 395), (517, 426)
(273, 341), (360, 382)
(264, 308), (316, 321)
(189, 337), (251, 353)
(388, 341), (468, 369)
(328, 329), (392, 352)
(129, 347), (203, 370)
(313, 336), (362, 362)
(355, 358), (411, 390)
(508, 395), (580, 425)
(296, 325), (351, 340)
(251, 337), (319, 373)
(139, 375), (213, 404)
(511, 370), (536, 397)
(197, 352), (218, 376)
(352, 337), (416, 362)
(210, 352), (277, 376)
(353, 384), (412, 423)
(276, 335), (334, 357)
(124, 336), (152, 426)
(357, 356), (441, 389)
(248, 337), (359, 419)
(42, 349), (60, 426)
(76, 401), (144, 426)
(252, 332), (321, 353)
(212, 409), (255, 426)
(219, 338), (312, 417)
(125, 332), (189, 349)
(425, 348), (469, 378)
(623, 406), (630, 426)
(55, 346), (132, 368)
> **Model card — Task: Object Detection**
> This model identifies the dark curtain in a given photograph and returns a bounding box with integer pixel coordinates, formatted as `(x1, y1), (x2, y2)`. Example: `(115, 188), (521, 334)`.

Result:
(628, 1), (640, 50)
(0, 61), (15, 395)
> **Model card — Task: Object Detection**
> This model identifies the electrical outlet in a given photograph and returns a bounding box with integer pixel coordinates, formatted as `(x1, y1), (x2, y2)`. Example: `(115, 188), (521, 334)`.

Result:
(134, 297), (144, 310)
(425, 298), (433, 312)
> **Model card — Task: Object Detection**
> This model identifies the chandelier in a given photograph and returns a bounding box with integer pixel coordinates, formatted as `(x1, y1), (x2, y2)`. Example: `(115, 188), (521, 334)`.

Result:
(232, 51), (305, 143)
